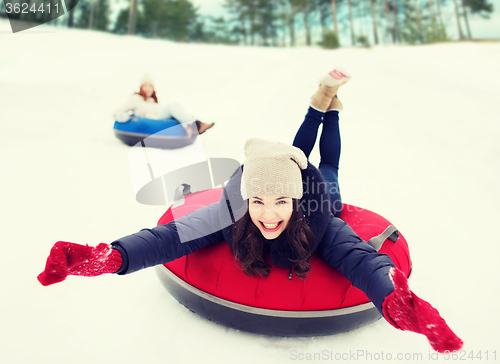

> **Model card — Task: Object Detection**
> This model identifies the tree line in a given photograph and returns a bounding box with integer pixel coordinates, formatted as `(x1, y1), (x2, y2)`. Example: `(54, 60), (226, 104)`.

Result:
(222, 0), (494, 46)
(0, 0), (494, 46)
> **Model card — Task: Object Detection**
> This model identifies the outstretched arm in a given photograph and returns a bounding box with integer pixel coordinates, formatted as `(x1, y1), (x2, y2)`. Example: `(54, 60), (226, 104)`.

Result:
(38, 202), (225, 285)
(112, 202), (225, 275)
(383, 268), (463, 353)
(318, 221), (395, 312)
(318, 219), (463, 353)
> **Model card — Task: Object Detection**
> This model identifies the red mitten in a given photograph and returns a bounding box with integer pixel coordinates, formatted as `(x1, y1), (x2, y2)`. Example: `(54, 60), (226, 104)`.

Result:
(37, 241), (122, 286)
(382, 268), (463, 353)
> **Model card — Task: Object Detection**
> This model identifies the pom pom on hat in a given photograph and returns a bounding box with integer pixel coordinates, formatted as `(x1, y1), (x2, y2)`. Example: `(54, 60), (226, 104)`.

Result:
(241, 139), (308, 200)
(140, 73), (154, 87)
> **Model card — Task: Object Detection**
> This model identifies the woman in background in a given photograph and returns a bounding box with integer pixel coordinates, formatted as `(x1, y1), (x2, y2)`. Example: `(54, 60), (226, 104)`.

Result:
(114, 74), (214, 135)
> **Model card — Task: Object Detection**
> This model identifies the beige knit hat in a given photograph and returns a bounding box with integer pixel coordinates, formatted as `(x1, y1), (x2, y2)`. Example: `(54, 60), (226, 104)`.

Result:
(241, 139), (308, 200)
(140, 73), (154, 87)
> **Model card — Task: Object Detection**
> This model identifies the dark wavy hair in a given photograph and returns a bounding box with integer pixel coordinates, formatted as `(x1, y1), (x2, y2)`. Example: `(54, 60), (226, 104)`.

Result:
(232, 199), (316, 279)
(136, 87), (158, 103)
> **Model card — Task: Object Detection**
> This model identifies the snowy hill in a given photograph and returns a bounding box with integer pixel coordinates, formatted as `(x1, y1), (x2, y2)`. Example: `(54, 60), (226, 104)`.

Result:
(1, 19), (499, 364)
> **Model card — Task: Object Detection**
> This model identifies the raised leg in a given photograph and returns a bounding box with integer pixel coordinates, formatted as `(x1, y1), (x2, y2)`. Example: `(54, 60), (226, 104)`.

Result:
(159, 102), (196, 123)
(292, 107), (323, 159)
(292, 108), (342, 216)
(294, 70), (350, 216)
(158, 103), (214, 135)
(319, 111), (342, 216)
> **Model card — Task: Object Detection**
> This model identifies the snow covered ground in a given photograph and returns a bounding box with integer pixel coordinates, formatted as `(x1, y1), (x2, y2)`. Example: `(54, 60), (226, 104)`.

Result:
(1, 19), (500, 364)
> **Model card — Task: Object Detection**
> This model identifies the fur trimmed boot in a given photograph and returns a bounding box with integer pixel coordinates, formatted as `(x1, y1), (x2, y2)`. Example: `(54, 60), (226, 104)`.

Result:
(310, 69), (351, 112)
(328, 95), (343, 111)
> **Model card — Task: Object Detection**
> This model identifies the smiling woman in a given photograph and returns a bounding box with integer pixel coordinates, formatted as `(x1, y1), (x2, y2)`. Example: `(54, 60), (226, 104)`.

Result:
(249, 196), (293, 239)
(235, 194), (315, 279)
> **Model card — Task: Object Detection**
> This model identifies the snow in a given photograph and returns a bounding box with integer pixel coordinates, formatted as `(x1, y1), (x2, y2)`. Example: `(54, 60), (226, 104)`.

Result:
(1, 19), (500, 364)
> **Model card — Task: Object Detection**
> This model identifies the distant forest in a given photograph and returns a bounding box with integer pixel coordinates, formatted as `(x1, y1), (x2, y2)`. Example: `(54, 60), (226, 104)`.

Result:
(1, 0), (494, 46)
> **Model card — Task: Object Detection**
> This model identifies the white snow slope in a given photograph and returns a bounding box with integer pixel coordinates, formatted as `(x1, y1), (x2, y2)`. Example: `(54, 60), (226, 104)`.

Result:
(1, 19), (499, 364)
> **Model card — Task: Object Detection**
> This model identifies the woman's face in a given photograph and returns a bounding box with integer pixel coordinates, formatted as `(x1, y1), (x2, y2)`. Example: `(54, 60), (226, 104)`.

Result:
(141, 83), (154, 97)
(248, 195), (293, 239)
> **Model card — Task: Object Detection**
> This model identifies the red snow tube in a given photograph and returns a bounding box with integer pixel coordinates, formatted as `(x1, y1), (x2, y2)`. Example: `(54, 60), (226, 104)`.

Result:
(155, 187), (411, 336)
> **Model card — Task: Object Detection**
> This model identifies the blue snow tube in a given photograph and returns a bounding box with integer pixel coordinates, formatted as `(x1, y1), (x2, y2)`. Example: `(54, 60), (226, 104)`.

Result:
(113, 116), (197, 149)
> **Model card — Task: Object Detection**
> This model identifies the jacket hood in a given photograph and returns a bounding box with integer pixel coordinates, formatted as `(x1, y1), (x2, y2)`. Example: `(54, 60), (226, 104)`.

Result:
(218, 162), (333, 268)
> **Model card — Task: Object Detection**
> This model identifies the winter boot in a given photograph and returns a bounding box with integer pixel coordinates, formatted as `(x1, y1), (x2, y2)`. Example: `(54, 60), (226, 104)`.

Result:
(311, 69), (351, 112)
(195, 120), (215, 135)
(328, 95), (343, 111)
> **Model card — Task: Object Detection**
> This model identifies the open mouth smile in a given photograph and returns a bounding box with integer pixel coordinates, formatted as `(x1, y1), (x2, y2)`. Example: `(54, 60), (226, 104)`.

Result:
(259, 221), (283, 232)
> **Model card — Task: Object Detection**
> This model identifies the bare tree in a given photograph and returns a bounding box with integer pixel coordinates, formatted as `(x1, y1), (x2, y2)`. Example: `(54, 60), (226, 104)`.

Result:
(414, 0), (423, 42)
(369, 0), (379, 44)
(392, 0), (400, 43)
(225, 0), (249, 44)
(428, 0), (437, 35)
(88, 0), (95, 29)
(461, 0), (472, 38)
(452, 0), (465, 39)
(67, 0), (77, 27)
(286, 0), (302, 46)
(302, 0), (312, 45)
(331, 0), (339, 37)
(248, 0), (257, 45)
(347, 0), (355, 45)
(435, 0), (445, 30)
(128, 0), (138, 35)
(239, 12), (249, 45)
(383, 0), (393, 42)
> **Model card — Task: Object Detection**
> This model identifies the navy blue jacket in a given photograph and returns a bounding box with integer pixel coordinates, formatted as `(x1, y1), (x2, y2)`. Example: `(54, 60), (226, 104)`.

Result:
(112, 163), (395, 314)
